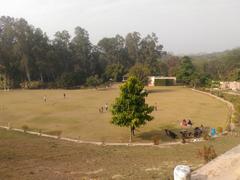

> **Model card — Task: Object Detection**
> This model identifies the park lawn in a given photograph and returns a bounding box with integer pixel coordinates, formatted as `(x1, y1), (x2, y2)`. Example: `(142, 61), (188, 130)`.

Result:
(0, 86), (229, 142)
(1, 128), (240, 179)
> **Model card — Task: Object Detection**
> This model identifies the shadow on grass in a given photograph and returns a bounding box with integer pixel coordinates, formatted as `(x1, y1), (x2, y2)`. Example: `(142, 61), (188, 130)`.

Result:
(137, 125), (196, 142)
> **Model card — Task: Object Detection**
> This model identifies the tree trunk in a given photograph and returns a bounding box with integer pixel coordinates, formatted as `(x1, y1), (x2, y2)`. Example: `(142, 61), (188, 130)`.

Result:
(40, 72), (43, 82)
(22, 54), (31, 82)
(129, 127), (133, 143)
(4, 73), (7, 91)
(26, 69), (31, 82)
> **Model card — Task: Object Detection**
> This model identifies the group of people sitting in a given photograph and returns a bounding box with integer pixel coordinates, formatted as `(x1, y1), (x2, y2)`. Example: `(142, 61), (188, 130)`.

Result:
(164, 118), (205, 140)
(180, 119), (193, 127)
(165, 125), (204, 140)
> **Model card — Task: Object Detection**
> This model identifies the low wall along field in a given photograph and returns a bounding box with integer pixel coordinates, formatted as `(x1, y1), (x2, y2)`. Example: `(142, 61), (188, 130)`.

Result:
(0, 86), (229, 142)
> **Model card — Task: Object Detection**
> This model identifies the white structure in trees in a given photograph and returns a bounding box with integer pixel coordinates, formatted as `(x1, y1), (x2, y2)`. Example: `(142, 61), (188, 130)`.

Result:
(148, 76), (176, 86)
(220, 81), (240, 91)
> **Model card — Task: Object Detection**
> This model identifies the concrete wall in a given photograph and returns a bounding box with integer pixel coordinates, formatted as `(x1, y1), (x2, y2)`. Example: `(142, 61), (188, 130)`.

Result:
(220, 81), (240, 91)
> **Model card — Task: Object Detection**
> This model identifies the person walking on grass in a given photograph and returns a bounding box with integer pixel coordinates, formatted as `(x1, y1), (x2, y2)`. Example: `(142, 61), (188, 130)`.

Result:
(43, 95), (47, 103)
(154, 102), (158, 111)
(105, 103), (108, 112)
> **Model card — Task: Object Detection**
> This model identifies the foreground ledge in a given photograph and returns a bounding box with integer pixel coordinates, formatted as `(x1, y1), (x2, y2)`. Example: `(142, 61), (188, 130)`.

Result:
(191, 144), (240, 180)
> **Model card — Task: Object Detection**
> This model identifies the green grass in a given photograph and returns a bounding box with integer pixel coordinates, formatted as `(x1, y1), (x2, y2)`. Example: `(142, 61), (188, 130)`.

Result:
(0, 85), (229, 142)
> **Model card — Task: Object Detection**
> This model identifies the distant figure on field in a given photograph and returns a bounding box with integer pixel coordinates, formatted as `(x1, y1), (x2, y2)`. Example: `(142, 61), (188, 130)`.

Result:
(187, 119), (192, 127)
(180, 119), (187, 127)
(43, 95), (47, 103)
(154, 103), (158, 111)
(99, 106), (104, 113)
(63, 93), (66, 99)
(194, 127), (202, 138)
(105, 103), (108, 112)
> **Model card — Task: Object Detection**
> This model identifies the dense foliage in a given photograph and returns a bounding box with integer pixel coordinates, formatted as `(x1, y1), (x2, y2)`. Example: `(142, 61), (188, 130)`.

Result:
(0, 16), (239, 89)
(0, 16), (166, 88)
(191, 48), (240, 82)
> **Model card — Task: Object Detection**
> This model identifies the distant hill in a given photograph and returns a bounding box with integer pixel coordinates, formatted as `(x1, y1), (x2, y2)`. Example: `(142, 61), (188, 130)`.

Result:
(191, 47), (240, 63)
(190, 48), (240, 81)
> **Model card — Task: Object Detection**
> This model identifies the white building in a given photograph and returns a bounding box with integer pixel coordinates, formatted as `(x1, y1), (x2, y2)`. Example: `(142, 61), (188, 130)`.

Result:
(148, 76), (176, 86)
(220, 81), (240, 91)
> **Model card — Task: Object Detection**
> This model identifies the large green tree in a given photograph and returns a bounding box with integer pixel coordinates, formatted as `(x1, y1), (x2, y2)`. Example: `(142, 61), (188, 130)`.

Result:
(111, 76), (154, 142)
(128, 64), (151, 84)
(176, 56), (195, 85)
(0, 16), (169, 89)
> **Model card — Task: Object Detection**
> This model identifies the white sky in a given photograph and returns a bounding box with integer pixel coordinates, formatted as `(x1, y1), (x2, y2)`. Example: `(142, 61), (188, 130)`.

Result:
(0, 0), (240, 54)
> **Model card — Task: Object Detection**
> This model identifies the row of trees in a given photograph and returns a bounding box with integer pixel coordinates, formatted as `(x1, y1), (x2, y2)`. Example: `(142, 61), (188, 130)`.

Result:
(1, 16), (238, 89)
(0, 16), (169, 88)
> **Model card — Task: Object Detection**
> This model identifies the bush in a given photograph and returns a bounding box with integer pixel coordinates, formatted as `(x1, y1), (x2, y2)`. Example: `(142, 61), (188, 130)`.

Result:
(197, 145), (217, 163)
(232, 112), (240, 124)
(86, 75), (102, 88)
(57, 72), (86, 88)
(22, 125), (29, 132)
(153, 136), (160, 145)
(104, 64), (125, 82)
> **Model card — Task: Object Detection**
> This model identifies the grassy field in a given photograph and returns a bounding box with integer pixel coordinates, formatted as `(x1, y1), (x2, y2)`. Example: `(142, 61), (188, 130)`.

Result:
(0, 85), (229, 142)
(1, 128), (240, 179)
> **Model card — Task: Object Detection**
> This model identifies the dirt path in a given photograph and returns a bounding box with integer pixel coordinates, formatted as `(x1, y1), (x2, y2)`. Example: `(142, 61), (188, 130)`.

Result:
(0, 125), (207, 147)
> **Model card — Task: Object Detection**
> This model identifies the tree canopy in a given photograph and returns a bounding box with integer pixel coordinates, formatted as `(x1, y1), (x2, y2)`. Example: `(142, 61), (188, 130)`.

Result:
(1, 16), (239, 89)
(0, 16), (167, 89)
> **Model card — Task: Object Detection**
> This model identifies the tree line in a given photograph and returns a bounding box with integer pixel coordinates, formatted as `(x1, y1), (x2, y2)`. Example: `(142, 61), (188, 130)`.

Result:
(0, 16), (239, 89)
(191, 48), (240, 82)
(0, 16), (169, 89)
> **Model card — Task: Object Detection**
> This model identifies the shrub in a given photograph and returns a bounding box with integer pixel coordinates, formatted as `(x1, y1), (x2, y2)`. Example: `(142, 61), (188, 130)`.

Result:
(197, 145), (217, 163)
(232, 112), (240, 124)
(57, 72), (86, 88)
(104, 64), (125, 82)
(153, 136), (160, 145)
(22, 125), (29, 132)
(86, 75), (102, 88)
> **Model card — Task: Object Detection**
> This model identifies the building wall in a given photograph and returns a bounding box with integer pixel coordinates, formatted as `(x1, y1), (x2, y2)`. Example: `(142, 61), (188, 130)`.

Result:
(220, 81), (240, 91)
(148, 76), (176, 86)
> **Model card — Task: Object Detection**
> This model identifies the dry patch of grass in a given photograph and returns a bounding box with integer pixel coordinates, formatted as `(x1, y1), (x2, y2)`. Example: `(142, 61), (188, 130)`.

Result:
(1, 129), (240, 179)
(0, 86), (229, 142)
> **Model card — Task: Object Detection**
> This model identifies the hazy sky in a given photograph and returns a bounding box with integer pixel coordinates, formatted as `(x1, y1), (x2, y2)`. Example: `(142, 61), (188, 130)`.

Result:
(0, 0), (240, 54)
